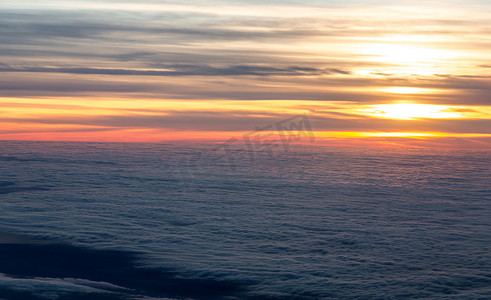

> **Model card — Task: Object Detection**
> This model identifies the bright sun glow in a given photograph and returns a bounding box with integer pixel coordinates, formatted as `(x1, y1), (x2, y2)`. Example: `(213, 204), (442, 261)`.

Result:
(358, 103), (463, 120)
(357, 43), (462, 75)
(361, 43), (459, 64)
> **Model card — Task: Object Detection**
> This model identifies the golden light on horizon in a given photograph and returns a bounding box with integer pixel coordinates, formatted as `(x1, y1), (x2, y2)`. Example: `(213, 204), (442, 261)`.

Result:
(316, 131), (491, 139)
(379, 87), (437, 94)
(316, 131), (443, 138)
(357, 103), (464, 120)
(360, 132), (441, 137)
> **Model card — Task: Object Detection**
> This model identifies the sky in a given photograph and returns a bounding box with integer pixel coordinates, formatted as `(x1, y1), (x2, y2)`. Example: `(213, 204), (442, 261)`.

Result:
(1, 0), (491, 148)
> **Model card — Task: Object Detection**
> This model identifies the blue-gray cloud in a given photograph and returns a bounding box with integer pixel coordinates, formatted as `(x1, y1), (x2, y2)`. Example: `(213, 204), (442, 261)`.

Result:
(0, 65), (349, 77)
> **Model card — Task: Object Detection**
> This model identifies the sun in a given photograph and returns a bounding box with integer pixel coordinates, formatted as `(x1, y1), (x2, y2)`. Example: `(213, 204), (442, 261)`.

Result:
(357, 103), (463, 120)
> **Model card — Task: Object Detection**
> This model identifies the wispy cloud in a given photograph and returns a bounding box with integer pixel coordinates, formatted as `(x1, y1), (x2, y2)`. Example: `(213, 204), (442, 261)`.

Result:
(0, 65), (349, 77)
(1, 0), (491, 145)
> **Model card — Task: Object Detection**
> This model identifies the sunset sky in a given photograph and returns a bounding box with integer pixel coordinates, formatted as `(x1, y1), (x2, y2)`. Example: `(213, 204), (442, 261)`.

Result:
(1, 0), (491, 148)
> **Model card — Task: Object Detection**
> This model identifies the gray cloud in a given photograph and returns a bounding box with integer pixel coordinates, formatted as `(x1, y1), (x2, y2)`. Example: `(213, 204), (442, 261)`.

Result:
(0, 64), (349, 77)
(2, 70), (490, 104)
